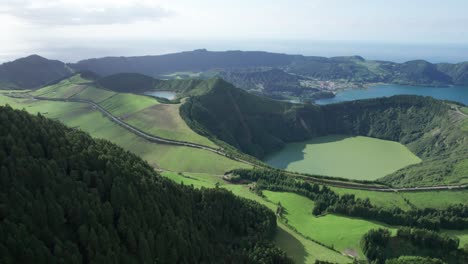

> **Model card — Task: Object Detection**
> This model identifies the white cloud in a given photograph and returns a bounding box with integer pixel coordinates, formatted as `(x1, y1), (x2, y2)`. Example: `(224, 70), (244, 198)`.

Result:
(0, 0), (170, 25)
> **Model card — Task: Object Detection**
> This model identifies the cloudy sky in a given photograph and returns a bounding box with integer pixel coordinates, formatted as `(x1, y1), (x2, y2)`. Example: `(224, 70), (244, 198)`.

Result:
(1, 0), (468, 62)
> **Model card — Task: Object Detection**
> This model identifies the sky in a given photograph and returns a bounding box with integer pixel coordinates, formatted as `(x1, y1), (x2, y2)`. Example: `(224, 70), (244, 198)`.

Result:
(1, 0), (468, 63)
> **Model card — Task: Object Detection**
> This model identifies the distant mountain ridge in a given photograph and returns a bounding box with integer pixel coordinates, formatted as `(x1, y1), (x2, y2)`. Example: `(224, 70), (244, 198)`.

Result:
(70, 50), (468, 86)
(2, 50), (468, 91)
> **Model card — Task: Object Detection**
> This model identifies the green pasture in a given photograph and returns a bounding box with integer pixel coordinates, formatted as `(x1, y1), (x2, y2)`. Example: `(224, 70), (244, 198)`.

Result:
(264, 135), (421, 180)
(263, 191), (397, 259)
(400, 190), (468, 209)
(34, 79), (217, 146)
(72, 86), (116, 102)
(124, 103), (217, 147)
(161, 171), (352, 263)
(332, 187), (468, 211)
(98, 93), (158, 117)
(32, 74), (89, 98)
(0, 94), (247, 174)
(444, 230), (468, 249)
(331, 187), (412, 210)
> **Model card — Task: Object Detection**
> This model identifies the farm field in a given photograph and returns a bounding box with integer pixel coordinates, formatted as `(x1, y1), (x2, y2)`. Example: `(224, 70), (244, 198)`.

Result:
(331, 187), (468, 210)
(72, 86), (115, 102)
(263, 191), (397, 259)
(400, 190), (468, 209)
(330, 187), (412, 210)
(123, 103), (217, 147)
(264, 135), (422, 180)
(32, 74), (90, 98)
(0, 94), (246, 174)
(98, 93), (157, 117)
(31, 78), (218, 146)
(161, 171), (352, 263)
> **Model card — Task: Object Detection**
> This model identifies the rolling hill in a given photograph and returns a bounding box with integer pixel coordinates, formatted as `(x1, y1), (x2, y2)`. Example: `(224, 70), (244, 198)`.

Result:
(0, 55), (73, 89)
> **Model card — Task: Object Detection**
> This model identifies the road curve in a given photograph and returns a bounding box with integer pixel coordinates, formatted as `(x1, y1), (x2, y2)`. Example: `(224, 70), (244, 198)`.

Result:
(30, 95), (468, 193)
(32, 96), (256, 167)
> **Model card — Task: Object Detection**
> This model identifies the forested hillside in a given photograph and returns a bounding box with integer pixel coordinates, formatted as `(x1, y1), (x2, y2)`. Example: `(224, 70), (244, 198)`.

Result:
(180, 80), (467, 186)
(70, 50), (468, 86)
(71, 49), (297, 77)
(361, 228), (468, 263)
(0, 106), (291, 263)
(0, 55), (73, 89)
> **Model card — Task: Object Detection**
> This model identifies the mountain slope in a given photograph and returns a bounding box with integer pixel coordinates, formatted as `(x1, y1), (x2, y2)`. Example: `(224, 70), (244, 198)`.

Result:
(95, 73), (162, 93)
(180, 80), (468, 186)
(181, 78), (326, 157)
(71, 49), (297, 76)
(0, 105), (290, 263)
(70, 50), (468, 87)
(0, 55), (74, 89)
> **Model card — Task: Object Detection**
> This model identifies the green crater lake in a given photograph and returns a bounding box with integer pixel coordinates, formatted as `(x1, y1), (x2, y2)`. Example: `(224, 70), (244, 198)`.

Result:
(264, 135), (421, 180)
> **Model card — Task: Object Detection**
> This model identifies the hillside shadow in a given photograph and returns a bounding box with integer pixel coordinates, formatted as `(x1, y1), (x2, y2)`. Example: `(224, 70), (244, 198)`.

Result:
(264, 134), (353, 169)
(274, 226), (307, 264)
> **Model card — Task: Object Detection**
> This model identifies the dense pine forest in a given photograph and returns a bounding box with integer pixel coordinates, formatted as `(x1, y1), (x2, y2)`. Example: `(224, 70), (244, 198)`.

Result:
(0, 106), (291, 263)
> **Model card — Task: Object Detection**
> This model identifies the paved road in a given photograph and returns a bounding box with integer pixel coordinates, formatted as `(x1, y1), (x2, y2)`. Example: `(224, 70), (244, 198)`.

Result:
(33, 96), (257, 167)
(31, 95), (468, 193)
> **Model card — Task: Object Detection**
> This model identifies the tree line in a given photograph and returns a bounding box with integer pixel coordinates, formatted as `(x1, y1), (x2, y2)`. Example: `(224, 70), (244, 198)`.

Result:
(0, 106), (292, 264)
(361, 227), (467, 264)
(231, 168), (468, 231)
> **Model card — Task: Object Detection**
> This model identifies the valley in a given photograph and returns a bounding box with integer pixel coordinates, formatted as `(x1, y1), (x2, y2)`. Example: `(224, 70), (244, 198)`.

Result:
(0, 54), (467, 264)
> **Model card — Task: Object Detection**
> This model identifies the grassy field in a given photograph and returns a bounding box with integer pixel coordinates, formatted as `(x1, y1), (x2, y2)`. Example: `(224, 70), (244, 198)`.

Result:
(461, 107), (468, 132)
(400, 190), (468, 209)
(123, 103), (217, 147)
(32, 74), (89, 98)
(72, 86), (116, 102)
(445, 230), (468, 249)
(264, 135), (421, 180)
(98, 93), (158, 117)
(263, 191), (397, 259)
(161, 171), (352, 263)
(0, 94), (247, 174)
(331, 187), (468, 210)
(27, 79), (218, 147)
(331, 187), (412, 210)
(461, 107), (468, 115)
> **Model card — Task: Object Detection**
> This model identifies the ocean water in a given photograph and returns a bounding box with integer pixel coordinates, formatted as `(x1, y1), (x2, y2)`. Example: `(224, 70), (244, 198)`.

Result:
(315, 84), (468, 105)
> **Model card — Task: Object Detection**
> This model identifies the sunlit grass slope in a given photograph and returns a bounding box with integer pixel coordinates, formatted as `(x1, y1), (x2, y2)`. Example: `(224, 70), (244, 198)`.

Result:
(263, 191), (397, 259)
(0, 94), (245, 174)
(28, 75), (217, 146)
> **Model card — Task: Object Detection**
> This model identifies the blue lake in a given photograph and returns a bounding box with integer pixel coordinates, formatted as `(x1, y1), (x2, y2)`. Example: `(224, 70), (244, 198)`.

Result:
(315, 84), (468, 105)
(144, 91), (177, 100)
